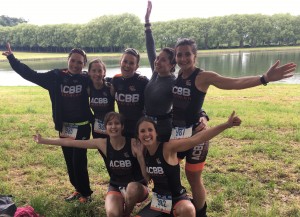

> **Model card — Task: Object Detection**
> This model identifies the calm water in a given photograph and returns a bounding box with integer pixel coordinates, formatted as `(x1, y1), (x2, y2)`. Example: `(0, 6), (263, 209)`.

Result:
(0, 50), (299, 86)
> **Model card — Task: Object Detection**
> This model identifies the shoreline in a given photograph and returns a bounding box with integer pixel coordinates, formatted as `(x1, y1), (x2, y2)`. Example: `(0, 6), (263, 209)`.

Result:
(1, 46), (300, 62)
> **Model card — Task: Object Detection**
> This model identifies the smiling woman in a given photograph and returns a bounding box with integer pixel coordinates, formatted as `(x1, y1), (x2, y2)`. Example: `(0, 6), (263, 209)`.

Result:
(2, 43), (94, 203)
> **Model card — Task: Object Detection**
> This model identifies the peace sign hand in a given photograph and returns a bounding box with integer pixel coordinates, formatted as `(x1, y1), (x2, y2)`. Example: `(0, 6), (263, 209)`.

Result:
(2, 42), (13, 57)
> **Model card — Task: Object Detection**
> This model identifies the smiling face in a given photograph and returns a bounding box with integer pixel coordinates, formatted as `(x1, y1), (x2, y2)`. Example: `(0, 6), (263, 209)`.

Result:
(105, 115), (124, 137)
(137, 120), (158, 147)
(67, 53), (86, 74)
(154, 50), (175, 76)
(175, 45), (196, 72)
(88, 61), (106, 84)
(120, 53), (139, 78)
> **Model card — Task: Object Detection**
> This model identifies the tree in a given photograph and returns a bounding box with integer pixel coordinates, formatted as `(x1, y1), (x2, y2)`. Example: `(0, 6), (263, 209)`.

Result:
(0, 15), (27, 26)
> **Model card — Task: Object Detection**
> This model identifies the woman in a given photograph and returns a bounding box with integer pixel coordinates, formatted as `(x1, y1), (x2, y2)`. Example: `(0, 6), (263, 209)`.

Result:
(2, 43), (94, 203)
(88, 58), (115, 139)
(34, 112), (149, 217)
(111, 48), (149, 138)
(171, 38), (296, 216)
(134, 111), (242, 217)
(143, 1), (208, 142)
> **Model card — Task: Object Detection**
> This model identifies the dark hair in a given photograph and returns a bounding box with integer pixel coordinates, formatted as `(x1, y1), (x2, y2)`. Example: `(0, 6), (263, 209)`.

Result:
(161, 47), (176, 73)
(175, 38), (198, 57)
(88, 58), (106, 73)
(135, 116), (158, 139)
(104, 112), (124, 128)
(123, 48), (140, 64)
(68, 48), (87, 64)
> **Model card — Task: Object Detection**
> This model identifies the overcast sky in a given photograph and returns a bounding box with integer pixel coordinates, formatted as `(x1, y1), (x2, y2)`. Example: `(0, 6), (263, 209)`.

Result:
(1, 0), (299, 25)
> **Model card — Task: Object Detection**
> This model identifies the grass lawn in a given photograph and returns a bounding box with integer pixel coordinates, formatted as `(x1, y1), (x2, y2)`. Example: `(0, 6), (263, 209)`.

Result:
(0, 84), (300, 217)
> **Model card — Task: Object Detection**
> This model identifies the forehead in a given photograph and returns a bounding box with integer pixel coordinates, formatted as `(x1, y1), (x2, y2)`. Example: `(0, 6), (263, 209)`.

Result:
(176, 45), (193, 54)
(139, 121), (155, 129)
(121, 53), (138, 63)
(107, 116), (120, 123)
(69, 53), (85, 61)
(90, 62), (104, 69)
(158, 51), (170, 59)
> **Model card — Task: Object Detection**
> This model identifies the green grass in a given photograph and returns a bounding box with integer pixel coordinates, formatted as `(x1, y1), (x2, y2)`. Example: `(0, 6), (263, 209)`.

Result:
(0, 85), (300, 217)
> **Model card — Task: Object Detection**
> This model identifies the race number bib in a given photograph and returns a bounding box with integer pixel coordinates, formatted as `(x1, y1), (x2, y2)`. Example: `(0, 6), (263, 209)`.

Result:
(60, 123), (78, 139)
(170, 126), (193, 139)
(150, 192), (172, 214)
(94, 118), (106, 134)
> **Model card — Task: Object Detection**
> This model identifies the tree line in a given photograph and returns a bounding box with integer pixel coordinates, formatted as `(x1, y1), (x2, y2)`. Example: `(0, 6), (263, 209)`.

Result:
(0, 13), (299, 53)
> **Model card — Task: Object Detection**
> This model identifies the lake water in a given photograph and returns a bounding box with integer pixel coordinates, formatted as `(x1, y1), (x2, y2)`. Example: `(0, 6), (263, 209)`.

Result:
(0, 50), (299, 86)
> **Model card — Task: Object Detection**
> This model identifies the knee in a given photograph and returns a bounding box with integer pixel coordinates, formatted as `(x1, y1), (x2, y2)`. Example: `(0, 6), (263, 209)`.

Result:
(126, 182), (141, 198)
(174, 202), (195, 217)
(106, 207), (122, 217)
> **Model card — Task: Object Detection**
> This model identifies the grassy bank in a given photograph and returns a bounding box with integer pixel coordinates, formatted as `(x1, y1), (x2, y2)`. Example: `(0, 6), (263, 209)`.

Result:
(0, 85), (300, 217)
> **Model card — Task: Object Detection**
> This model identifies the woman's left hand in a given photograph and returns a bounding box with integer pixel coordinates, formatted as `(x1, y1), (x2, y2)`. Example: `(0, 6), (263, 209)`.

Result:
(265, 60), (296, 82)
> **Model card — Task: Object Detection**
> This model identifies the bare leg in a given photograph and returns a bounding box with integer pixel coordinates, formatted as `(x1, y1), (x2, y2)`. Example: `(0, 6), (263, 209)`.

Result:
(105, 193), (124, 217)
(185, 169), (206, 210)
(124, 182), (148, 217)
(173, 200), (195, 217)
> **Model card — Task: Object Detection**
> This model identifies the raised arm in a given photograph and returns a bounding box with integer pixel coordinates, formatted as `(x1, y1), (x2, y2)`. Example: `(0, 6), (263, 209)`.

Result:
(145, 1), (156, 72)
(34, 133), (105, 151)
(167, 111), (241, 153)
(2, 42), (56, 90)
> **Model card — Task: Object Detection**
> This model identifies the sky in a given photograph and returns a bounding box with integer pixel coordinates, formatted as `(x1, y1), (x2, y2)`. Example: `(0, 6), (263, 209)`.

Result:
(1, 0), (300, 25)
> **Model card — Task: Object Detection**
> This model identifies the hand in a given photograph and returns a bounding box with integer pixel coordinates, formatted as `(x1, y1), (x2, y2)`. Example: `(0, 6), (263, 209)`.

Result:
(131, 138), (144, 156)
(265, 60), (296, 82)
(226, 111), (242, 128)
(194, 116), (208, 132)
(2, 42), (13, 57)
(145, 1), (152, 23)
(33, 133), (42, 144)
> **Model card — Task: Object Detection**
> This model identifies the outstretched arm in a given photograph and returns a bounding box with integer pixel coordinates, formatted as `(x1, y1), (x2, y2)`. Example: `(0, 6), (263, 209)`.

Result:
(33, 133), (104, 150)
(167, 111), (241, 153)
(145, 1), (156, 72)
(203, 61), (296, 90)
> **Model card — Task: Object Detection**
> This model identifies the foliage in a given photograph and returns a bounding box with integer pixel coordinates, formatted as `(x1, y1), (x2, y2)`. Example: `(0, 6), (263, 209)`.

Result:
(0, 13), (300, 53)
(0, 15), (27, 27)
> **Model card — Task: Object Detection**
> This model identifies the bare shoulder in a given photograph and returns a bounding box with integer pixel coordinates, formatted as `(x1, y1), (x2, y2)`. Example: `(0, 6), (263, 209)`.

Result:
(195, 70), (219, 92)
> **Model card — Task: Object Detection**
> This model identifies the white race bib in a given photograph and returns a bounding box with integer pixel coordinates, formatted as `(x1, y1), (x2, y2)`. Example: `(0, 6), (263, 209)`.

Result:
(170, 126), (193, 139)
(150, 192), (172, 214)
(94, 118), (106, 134)
(60, 123), (78, 139)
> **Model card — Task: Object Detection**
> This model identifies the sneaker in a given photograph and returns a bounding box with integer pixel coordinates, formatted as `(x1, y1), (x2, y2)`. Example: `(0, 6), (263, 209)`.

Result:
(78, 195), (92, 204)
(65, 191), (81, 202)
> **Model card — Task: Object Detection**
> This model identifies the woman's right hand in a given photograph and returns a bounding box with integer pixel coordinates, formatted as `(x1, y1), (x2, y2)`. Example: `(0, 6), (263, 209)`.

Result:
(33, 133), (42, 144)
(145, 1), (152, 23)
(2, 42), (13, 57)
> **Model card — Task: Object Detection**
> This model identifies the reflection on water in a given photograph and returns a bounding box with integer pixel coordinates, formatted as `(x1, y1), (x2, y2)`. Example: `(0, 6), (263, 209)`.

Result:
(0, 50), (299, 86)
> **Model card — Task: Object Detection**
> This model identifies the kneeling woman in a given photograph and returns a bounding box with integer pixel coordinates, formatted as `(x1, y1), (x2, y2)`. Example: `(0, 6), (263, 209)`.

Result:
(135, 111), (241, 217)
(34, 112), (148, 217)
